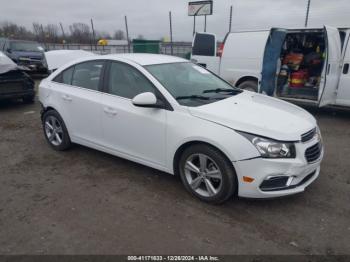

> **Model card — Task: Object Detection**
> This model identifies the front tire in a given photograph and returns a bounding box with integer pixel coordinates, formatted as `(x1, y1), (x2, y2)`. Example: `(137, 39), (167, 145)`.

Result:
(42, 110), (71, 151)
(178, 144), (237, 204)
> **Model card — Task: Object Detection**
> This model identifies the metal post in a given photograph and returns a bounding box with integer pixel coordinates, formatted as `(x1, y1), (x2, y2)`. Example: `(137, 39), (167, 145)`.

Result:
(204, 15), (207, 32)
(169, 11), (173, 55)
(193, 16), (196, 36)
(40, 24), (46, 48)
(229, 6), (233, 33)
(90, 18), (97, 50)
(305, 0), (311, 27)
(59, 22), (66, 48)
(125, 16), (131, 53)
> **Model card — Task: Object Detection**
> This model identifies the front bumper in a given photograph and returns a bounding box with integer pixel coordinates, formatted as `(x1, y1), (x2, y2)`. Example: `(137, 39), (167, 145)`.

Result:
(16, 61), (48, 74)
(234, 138), (323, 198)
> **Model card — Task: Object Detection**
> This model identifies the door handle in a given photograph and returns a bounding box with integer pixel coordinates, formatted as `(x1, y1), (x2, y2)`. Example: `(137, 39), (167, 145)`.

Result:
(61, 94), (72, 101)
(343, 63), (349, 74)
(103, 107), (117, 116)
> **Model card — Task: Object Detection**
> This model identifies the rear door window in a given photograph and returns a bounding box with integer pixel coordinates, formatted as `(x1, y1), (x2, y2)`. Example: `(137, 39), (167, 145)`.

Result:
(62, 67), (74, 84)
(71, 61), (105, 91)
(192, 33), (216, 56)
(53, 66), (74, 85)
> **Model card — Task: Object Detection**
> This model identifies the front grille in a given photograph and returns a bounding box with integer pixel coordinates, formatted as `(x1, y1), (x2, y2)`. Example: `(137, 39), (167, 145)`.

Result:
(18, 60), (42, 66)
(305, 142), (322, 163)
(301, 128), (316, 142)
(30, 57), (41, 61)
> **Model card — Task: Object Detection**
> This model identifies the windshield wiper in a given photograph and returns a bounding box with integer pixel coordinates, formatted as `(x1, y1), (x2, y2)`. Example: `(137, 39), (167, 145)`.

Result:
(176, 95), (210, 100)
(202, 88), (239, 94)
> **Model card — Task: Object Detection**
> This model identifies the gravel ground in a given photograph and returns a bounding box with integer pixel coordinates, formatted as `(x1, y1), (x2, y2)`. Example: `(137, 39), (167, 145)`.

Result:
(0, 86), (349, 255)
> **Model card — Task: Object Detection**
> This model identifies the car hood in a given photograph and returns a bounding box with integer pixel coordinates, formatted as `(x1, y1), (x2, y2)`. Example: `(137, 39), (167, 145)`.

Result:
(188, 91), (316, 141)
(0, 51), (18, 74)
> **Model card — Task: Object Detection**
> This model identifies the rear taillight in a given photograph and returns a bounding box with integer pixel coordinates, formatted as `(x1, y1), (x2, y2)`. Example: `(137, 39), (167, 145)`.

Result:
(217, 43), (224, 57)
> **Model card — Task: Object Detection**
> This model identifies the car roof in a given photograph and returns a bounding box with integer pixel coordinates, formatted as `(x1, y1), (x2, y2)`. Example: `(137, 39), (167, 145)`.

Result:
(103, 53), (188, 66)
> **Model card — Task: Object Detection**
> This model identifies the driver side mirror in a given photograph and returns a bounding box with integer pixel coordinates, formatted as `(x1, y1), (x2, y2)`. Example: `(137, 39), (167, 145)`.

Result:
(6, 48), (11, 53)
(132, 92), (164, 109)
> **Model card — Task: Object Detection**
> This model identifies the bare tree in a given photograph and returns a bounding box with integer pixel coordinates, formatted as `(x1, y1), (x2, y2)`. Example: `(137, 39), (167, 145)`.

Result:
(96, 30), (112, 40)
(137, 34), (145, 40)
(32, 22), (43, 41)
(113, 30), (125, 40)
(69, 23), (91, 44)
(45, 24), (60, 43)
(0, 21), (128, 45)
(0, 21), (34, 40)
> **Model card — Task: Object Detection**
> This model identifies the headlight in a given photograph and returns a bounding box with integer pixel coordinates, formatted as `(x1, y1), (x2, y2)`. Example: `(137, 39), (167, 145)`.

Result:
(316, 126), (322, 142)
(237, 131), (296, 158)
(42, 57), (48, 68)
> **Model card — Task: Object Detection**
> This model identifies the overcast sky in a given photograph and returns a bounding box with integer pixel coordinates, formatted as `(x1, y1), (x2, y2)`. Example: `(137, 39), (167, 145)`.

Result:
(1, 0), (350, 41)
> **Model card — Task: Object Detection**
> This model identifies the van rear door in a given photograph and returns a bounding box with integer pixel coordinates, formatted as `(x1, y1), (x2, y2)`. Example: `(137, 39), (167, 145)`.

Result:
(335, 31), (350, 107)
(191, 32), (220, 74)
(318, 25), (342, 107)
(260, 28), (287, 96)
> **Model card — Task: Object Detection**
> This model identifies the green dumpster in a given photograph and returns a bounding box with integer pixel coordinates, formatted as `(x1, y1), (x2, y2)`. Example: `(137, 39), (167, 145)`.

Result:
(132, 39), (160, 54)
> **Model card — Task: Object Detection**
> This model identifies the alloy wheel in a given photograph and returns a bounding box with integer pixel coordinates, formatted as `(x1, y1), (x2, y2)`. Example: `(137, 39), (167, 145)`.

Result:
(184, 153), (223, 197)
(45, 116), (63, 146)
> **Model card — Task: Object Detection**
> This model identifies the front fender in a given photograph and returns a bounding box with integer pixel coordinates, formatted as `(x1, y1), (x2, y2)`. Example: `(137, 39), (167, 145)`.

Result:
(166, 111), (260, 174)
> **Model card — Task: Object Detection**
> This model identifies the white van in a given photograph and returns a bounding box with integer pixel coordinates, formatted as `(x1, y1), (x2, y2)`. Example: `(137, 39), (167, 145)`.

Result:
(191, 26), (350, 107)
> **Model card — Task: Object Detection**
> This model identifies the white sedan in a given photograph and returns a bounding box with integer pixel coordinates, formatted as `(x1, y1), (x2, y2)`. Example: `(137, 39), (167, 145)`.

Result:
(39, 54), (323, 203)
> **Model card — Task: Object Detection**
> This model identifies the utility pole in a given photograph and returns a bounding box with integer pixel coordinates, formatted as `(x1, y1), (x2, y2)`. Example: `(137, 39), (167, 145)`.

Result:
(59, 22), (66, 47)
(229, 5), (233, 33)
(125, 16), (131, 53)
(40, 24), (46, 48)
(90, 18), (97, 50)
(193, 16), (196, 36)
(305, 0), (311, 27)
(193, 15), (196, 35)
(169, 11), (173, 55)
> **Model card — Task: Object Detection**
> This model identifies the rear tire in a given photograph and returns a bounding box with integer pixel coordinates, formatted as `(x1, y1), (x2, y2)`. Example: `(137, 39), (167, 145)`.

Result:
(178, 144), (237, 204)
(42, 110), (71, 151)
(238, 80), (258, 92)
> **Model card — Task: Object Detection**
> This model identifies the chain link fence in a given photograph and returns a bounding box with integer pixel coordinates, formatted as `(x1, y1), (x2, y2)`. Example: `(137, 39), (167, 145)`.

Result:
(45, 42), (192, 58)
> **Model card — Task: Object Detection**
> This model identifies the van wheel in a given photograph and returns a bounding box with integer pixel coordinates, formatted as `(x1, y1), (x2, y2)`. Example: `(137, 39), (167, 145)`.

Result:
(42, 110), (71, 151)
(238, 80), (258, 92)
(178, 144), (237, 204)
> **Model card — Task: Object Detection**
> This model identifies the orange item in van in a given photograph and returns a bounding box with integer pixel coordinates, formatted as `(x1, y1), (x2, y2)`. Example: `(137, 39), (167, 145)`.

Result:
(283, 53), (304, 70)
(290, 70), (308, 88)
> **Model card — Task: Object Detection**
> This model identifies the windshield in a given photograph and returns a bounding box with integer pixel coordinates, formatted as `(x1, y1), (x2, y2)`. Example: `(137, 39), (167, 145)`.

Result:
(145, 62), (242, 107)
(10, 41), (44, 52)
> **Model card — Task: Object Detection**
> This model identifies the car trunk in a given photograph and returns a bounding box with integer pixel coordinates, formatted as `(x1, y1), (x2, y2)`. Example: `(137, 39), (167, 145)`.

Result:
(275, 30), (326, 101)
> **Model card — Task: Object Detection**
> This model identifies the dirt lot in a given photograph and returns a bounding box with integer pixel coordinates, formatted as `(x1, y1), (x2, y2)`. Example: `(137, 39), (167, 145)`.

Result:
(0, 87), (350, 255)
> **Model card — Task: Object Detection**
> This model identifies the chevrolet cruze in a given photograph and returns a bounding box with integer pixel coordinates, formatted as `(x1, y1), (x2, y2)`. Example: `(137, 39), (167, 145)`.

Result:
(39, 54), (323, 204)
